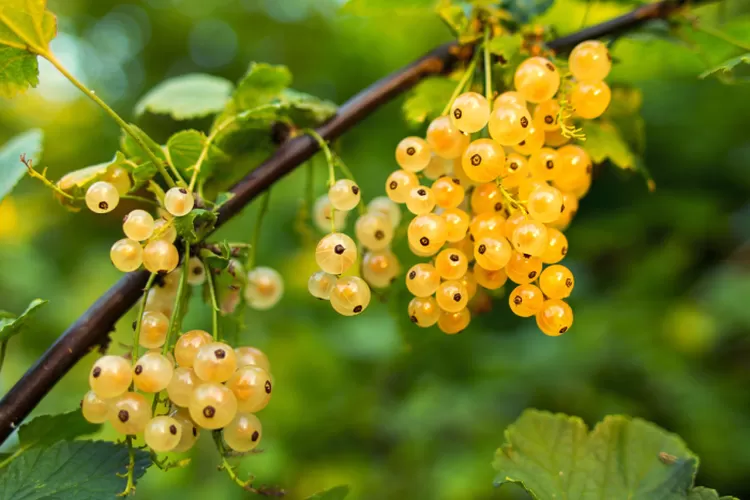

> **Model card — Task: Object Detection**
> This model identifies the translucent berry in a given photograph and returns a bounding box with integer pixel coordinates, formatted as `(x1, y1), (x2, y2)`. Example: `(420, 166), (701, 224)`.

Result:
(470, 183), (503, 215)
(514, 57), (560, 103)
(470, 213), (506, 241)
(235, 346), (271, 372)
(509, 284), (545, 317)
(438, 308), (470, 334)
(367, 196), (401, 229)
(512, 219), (549, 256)
(186, 256), (206, 286)
(474, 264), (507, 290)
(89, 355), (132, 399)
(105, 166), (132, 195)
(506, 252), (543, 284)
(571, 80), (611, 119)
(330, 276), (371, 316)
(189, 382), (238, 430)
(406, 263), (441, 297)
(81, 390), (110, 424)
(86, 181), (119, 214)
(407, 296), (440, 327)
(435, 249), (468, 281)
(436, 280), (468, 313)
(518, 179), (549, 204)
(504, 212), (528, 240)
(527, 185), (563, 223)
(138, 310), (168, 349)
(226, 365), (272, 413)
(174, 329), (213, 368)
(355, 213), (394, 251)
(533, 100), (561, 131)
(406, 186), (436, 215)
(448, 235), (474, 259)
(308, 270), (337, 300)
(569, 40), (611, 82)
(459, 270), (478, 299)
(143, 239), (179, 274)
(494, 91), (526, 109)
(539, 264), (575, 299)
(408, 213), (448, 255)
(545, 128), (570, 148)
(431, 176), (465, 209)
(194, 341), (238, 383)
(224, 413), (263, 452)
(313, 195), (348, 232)
(450, 91), (491, 133)
(164, 187), (195, 217)
(462, 139), (506, 183)
(536, 299), (573, 336)
(550, 191), (578, 230)
(109, 392), (151, 435)
(529, 147), (561, 181)
(556, 145), (591, 186)
(316, 233), (357, 275)
(328, 179), (361, 211)
(426, 115), (470, 159)
(132, 352), (173, 393)
(152, 218), (177, 243)
(422, 154), (451, 180)
(170, 408), (200, 452)
(362, 250), (400, 288)
(110, 238), (143, 272)
(145, 416), (182, 452)
(488, 104), (532, 146)
(512, 121), (545, 156)
(441, 208), (470, 242)
(145, 287), (174, 318)
(167, 367), (199, 407)
(396, 136), (431, 172)
(121, 211), (155, 243)
(245, 267), (284, 310)
(474, 235), (512, 270)
(451, 157), (476, 187)
(385, 169), (420, 204)
(501, 154), (529, 189)
(541, 228), (568, 264)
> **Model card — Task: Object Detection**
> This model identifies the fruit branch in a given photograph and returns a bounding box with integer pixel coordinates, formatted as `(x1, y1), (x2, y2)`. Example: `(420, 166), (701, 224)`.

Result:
(0, 0), (708, 444)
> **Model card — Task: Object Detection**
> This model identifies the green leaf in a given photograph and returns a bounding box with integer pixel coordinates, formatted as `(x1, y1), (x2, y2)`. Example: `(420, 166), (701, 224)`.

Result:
(213, 192), (234, 209)
(0, 0), (57, 55)
(437, 2), (473, 39)
(306, 485), (350, 500)
(134, 73), (233, 120)
(487, 34), (523, 63)
(688, 487), (739, 500)
(0, 440), (151, 500)
(581, 121), (636, 170)
(604, 86), (645, 154)
(119, 124), (165, 163)
(0, 46), (38, 97)
(18, 410), (100, 448)
(173, 209), (217, 244)
(500, 0), (555, 23)
(234, 62), (292, 111)
(166, 129), (229, 181)
(0, 298), (47, 342)
(278, 89), (337, 127)
(0, 128), (42, 203)
(699, 52), (750, 84)
(402, 77), (455, 126)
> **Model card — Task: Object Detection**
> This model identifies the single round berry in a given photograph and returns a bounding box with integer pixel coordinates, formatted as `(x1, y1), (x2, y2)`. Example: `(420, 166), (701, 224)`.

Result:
(450, 91), (491, 133)
(139, 310), (169, 349)
(308, 270), (337, 300)
(86, 181), (120, 214)
(164, 187), (195, 217)
(470, 212), (506, 241)
(539, 264), (575, 299)
(89, 355), (132, 399)
(145, 416), (182, 452)
(330, 276), (371, 316)
(313, 195), (348, 232)
(569, 40), (611, 82)
(408, 296), (441, 327)
(504, 212), (528, 240)
(167, 367), (199, 407)
(174, 329), (213, 368)
(223, 413), (263, 452)
(536, 299), (573, 336)
(385, 169), (420, 204)
(328, 179), (361, 211)
(527, 185), (564, 223)
(144, 287), (174, 318)
(435, 280), (469, 313)
(316, 233), (357, 275)
(494, 91), (527, 109)
(81, 390), (110, 424)
(474, 235), (512, 271)
(133, 352), (173, 393)
(109, 392), (151, 435)
(488, 104), (532, 146)
(509, 284), (545, 317)
(512, 122), (545, 156)
(367, 196), (402, 229)
(426, 115), (470, 159)
(407, 214), (448, 256)
(518, 179), (549, 204)
(541, 228), (568, 264)
(422, 154), (452, 180)
(505, 252), (543, 285)
(244, 267), (284, 310)
(170, 408), (200, 452)
(529, 148), (561, 181)
(441, 208), (470, 243)
(105, 166), (132, 195)
(462, 139), (506, 183)
(533, 100), (561, 132)
(110, 238), (143, 272)
(571, 80), (611, 119)
(235, 346), (271, 373)
(194, 341), (238, 383)
(122, 209), (155, 241)
(405, 186), (436, 216)
(405, 263), (441, 297)
(435, 249), (468, 281)
(556, 145), (591, 187)
(362, 250), (400, 289)
(501, 154), (529, 189)
(470, 183), (502, 215)
(152, 218), (177, 243)
(512, 220), (549, 257)
(431, 176), (465, 209)
(514, 57), (560, 103)
(226, 365), (272, 413)
(142, 239), (179, 274)
(437, 308), (470, 335)
(396, 136), (431, 172)
(189, 382), (238, 430)
(187, 256), (206, 286)
(474, 264), (507, 290)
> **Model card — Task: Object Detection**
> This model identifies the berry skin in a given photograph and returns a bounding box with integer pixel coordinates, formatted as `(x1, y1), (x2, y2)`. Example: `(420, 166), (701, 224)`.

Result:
(164, 187), (195, 217)
(189, 382), (238, 430)
(194, 341), (238, 383)
(313, 195), (348, 232)
(501, 154), (529, 189)
(407, 214), (448, 256)
(441, 208), (470, 242)
(152, 218), (177, 243)
(89, 355), (132, 399)
(545, 129), (570, 148)
(436, 280), (469, 313)
(462, 139), (506, 183)
(406, 186), (436, 215)
(514, 57), (561, 103)
(488, 104), (532, 146)
(109, 392), (151, 435)
(474, 264), (507, 290)
(145, 416), (182, 452)
(355, 213), (394, 251)
(426, 115), (470, 159)
(536, 299), (573, 336)
(110, 238), (143, 272)
(494, 91), (527, 109)
(385, 169), (420, 204)
(104, 166), (132, 195)
(527, 185), (564, 223)
(167, 366), (199, 407)
(518, 179), (549, 204)
(431, 176), (465, 209)
(123, 210), (155, 241)
(245, 267), (284, 310)
(459, 270), (478, 300)
(448, 235), (474, 259)
(422, 154), (452, 180)
(224, 413), (263, 452)
(174, 330), (213, 368)
(406, 263), (441, 297)
(450, 91), (491, 133)
(438, 308), (470, 334)
(474, 235), (512, 270)
(506, 252), (543, 284)
(226, 365), (272, 413)
(539, 264), (575, 299)
(569, 40), (611, 82)
(509, 284), (545, 317)
(362, 250), (400, 288)
(235, 346), (271, 373)
(533, 100), (561, 131)
(142, 239), (179, 274)
(316, 233), (357, 275)
(81, 390), (110, 424)
(470, 213), (506, 241)
(529, 147), (561, 181)
(571, 80), (611, 119)
(556, 145), (591, 186)
(435, 248), (469, 280)
(470, 183), (502, 215)
(139, 310), (169, 348)
(186, 256), (206, 286)
(541, 228), (568, 264)
(86, 181), (120, 214)
(330, 276), (371, 316)
(367, 196), (402, 229)
(504, 212), (529, 240)
(308, 271), (337, 300)
(170, 408), (200, 452)
(512, 121), (545, 156)
(396, 136), (431, 172)
(133, 352), (174, 393)
(145, 287), (174, 318)
(328, 179), (361, 211)
(408, 296), (441, 327)
(512, 219), (549, 257)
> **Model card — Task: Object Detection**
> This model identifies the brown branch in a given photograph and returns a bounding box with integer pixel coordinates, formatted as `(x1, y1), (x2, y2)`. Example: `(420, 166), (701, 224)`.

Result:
(0, 0), (705, 443)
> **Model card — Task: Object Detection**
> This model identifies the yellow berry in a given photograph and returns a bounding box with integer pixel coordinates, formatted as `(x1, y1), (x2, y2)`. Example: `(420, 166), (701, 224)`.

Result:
(123, 209), (155, 241)
(145, 416), (182, 452)
(474, 235), (512, 270)
(440, 208), (470, 242)
(174, 330), (213, 368)
(189, 382), (238, 429)
(223, 413), (263, 452)
(367, 196), (401, 228)
(406, 186), (436, 215)
(187, 256), (206, 286)
(164, 187), (194, 217)
(362, 250), (400, 288)
(450, 91), (491, 133)
(194, 341), (238, 383)
(330, 276), (371, 316)
(539, 264), (575, 299)
(435, 248), (468, 280)
(529, 147), (561, 181)
(436, 280), (468, 313)
(408, 296), (441, 327)
(431, 176), (465, 209)
(396, 136), (431, 172)
(407, 213), (447, 256)
(527, 185), (563, 223)
(512, 121), (544, 156)
(533, 100), (561, 131)
(328, 179), (361, 211)
(470, 183), (503, 215)
(110, 238), (143, 272)
(506, 252), (542, 284)
(308, 270), (337, 300)
(474, 264), (507, 290)
(459, 270), (478, 299)
(545, 128), (570, 147)
(104, 166), (132, 195)
(235, 346), (271, 373)
(438, 308), (470, 334)
(541, 228), (568, 264)
(316, 233), (357, 275)
(170, 408), (200, 452)
(385, 169), (420, 203)
(89, 355), (132, 399)
(133, 352), (174, 393)
(355, 212), (394, 251)
(514, 57), (560, 103)
(556, 145), (591, 186)
(536, 299), (573, 336)
(245, 267), (284, 310)
(109, 392), (151, 435)
(462, 139), (506, 183)
(167, 367), (199, 407)
(142, 239), (179, 274)
(571, 80), (611, 119)
(86, 181), (119, 214)
(313, 195), (348, 232)
(226, 365), (272, 413)
(406, 263), (440, 297)
(488, 104), (532, 146)
(152, 218), (177, 243)
(569, 40), (611, 82)
(422, 154), (452, 180)
(501, 154), (529, 189)
(509, 284), (544, 317)
(512, 219), (549, 256)
(426, 115), (470, 159)
(470, 212), (506, 241)
(494, 91), (526, 109)
(81, 390), (110, 424)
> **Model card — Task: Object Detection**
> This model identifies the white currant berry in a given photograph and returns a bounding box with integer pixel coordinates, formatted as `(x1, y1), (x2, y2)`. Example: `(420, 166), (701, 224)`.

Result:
(152, 218), (177, 243)
(223, 413), (263, 452)
(367, 196), (401, 228)
(122, 209), (155, 241)
(143, 239), (180, 274)
(226, 365), (273, 413)
(355, 213), (394, 251)
(105, 166), (132, 195)
(139, 310), (169, 349)
(81, 390), (110, 424)
(109, 392), (151, 435)
(86, 181), (120, 214)
(174, 330), (213, 368)
(315, 233), (357, 275)
(189, 382), (238, 430)
(132, 352), (174, 393)
(166, 367), (199, 407)
(170, 408), (200, 452)
(89, 355), (132, 399)
(164, 187), (195, 217)
(328, 179), (361, 211)
(313, 195), (348, 232)
(235, 346), (271, 373)
(330, 276), (371, 316)
(187, 256), (206, 285)
(193, 341), (237, 383)
(244, 267), (284, 310)
(145, 416), (182, 452)
(110, 238), (143, 272)
(308, 271), (337, 300)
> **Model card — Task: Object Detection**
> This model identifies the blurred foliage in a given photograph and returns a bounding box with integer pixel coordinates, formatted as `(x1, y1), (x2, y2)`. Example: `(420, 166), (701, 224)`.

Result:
(0, 0), (750, 499)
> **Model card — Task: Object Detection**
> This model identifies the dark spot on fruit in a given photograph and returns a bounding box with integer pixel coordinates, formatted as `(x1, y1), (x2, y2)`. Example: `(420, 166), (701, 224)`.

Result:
(545, 62), (555, 71)
(419, 236), (429, 246)
(193, 266), (202, 275)
(169, 425), (178, 435)
(520, 116), (529, 128)
(406, 146), (416, 156)
(264, 380), (272, 393)
(375, 230), (385, 240)
(353, 305), (363, 313)
(586, 165), (592, 174)
(471, 154), (482, 166)
(92, 366), (101, 378)
(452, 178), (461, 185)
(453, 293), (462, 302)
(453, 108), (463, 120)
(134, 365), (142, 375)
(478, 244), (487, 254)
(192, 427), (198, 437)
(528, 271), (537, 279)
(408, 270), (416, 279)
(513, 295), (522, 305)
(449, 253), (459, 262)
(118, 410), (129, 422)
(510, 162), (518, 171)
(98, 201), (108, 210)
(498, 55), (508, 64)
(179, 188), (188, 194)
(469, 234), (475, 242)
(523, 254), (531, 259)
(560, 204), (565, 213)
(389, 181), (398, 190)
(544, 115), (554, 125)
(352, 185), (359, 195)
(565, 278), (573, 287)
(559, 326), (568, 334)
(334, 244), (345, 255)
(518, 140), (526, 146)
(215, 348), (226, 359)
(410, 315), (418, 323)
(546, 160), (554, 169)
(203, 406), (216, 418)
(251, 431), (260, 442)
(561, 246), (568, 255)
(417, 188), (426, 196)
(494, 202), (502, 211)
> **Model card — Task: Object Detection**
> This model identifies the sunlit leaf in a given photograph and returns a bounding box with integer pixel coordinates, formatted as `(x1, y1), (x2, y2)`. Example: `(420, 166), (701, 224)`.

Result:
(0, 0), (57, 54)
(166, 129), (229, 182)
(134, 73), (234, 120)
(0, 128), (42, 203)
(402, 77), (455, 126)
(699, 52), (750, 84)
(0, 46), (38, 97)
(234, 62), (292, 111)
(581, 120), (636, 170)
(278, 89), (338, 127)
(119, 124), (165, 163)
(487, 33), (523, 63)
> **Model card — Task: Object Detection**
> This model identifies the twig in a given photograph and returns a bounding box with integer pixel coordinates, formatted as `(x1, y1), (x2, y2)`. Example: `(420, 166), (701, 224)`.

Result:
(204, 259), (220, 341)
(246, 191), (271, 271)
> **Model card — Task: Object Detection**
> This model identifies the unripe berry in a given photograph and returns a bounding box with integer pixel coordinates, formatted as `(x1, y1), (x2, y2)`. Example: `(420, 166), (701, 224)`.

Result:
(86, 181), (119, 214)
(105, 166), (132, 195)
(164, 187), (195, 217)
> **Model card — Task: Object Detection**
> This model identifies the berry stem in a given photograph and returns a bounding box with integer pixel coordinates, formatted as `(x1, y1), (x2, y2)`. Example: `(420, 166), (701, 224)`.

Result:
(294, 161), (315, 245)
(132, 273), (158, 367)
(162, 146), (188, 188)
(19, 154), (74, 200)
(120, 195), (160, 207)
(42, 54), (178, 189)
(204, 259), (221, 341)
(302, 129), (339, 232)
(246, 190), (271, 271)
(498, 184), (528, 215)
(117, 436), (137, 497)
(212, 430), (259, 492)
(441, 49), (481, 116)
(0, 340), (7, 378)
(483, 27), (493, 102)
(162, 242), (191, 356)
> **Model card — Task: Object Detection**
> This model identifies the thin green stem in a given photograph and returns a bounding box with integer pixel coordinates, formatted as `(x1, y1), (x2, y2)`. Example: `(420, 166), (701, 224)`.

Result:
(43, 54), (177, 189)
(302, 129), (338, 232)
(20, 155), (74, 200)
(162, 146), (188, 188)
(204, 260), (220, 341)
(162, 242), (190, 356)
(212, 431), (258, 492)
(483, 27), (492, 102)
(0, 340), (7, 376)
(117, 436), (136, 497)
(0, 445), (26, 469)
(692, 22), (750, 52)
(132, 274), (158, 366)
(246, 190), (271, 271)
(441, 49), (482, 116)
(120, 195), (159, 207)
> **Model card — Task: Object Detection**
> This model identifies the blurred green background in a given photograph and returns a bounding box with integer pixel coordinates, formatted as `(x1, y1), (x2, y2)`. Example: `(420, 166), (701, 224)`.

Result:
(2, 0), (750, 498)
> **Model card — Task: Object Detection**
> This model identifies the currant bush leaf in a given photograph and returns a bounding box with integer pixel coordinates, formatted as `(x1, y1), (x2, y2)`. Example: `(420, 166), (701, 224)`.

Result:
(17, 409), (100, 447)
(0, 128), (42, 203)
(581, 121), (636, 170)
(0, 440), (151, 500)
(402, 76), (455, 126)
(699, 52), (750, 84)
(688, 487), (739, 500)
(0, 298), (47, 343)
(0, 0), (57, 55)
(135, 73), (234, 120)
(166, 129), (229, 181)
(119, 124), (165, 163)
(499, 0), (555, 23)
(487, 34), (523, 64)
(234, 62), (292, 111)
(173, 209), (217, 244)
(0, 46), (39, 98)
(305, 485), (350, 500)
(277, 89), (338, 127)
